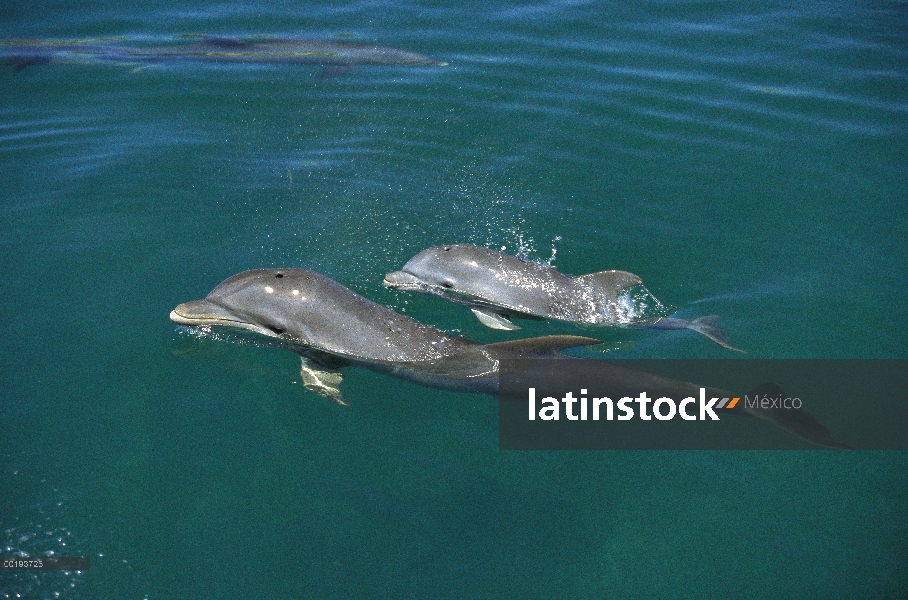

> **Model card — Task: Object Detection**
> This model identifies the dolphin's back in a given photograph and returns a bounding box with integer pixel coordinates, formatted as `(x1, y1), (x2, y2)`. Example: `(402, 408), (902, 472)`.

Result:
(400, 244), (578, 319)
(2, 37), (446, 69)
(209, 269), (468, 363)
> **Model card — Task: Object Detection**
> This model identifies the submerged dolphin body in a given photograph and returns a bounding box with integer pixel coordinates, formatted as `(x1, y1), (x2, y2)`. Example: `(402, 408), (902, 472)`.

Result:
(170, 269), (849, 449)
(2, 36), (447, 74)
(170, 268), (600, 404)
(383, 244), (742, 351)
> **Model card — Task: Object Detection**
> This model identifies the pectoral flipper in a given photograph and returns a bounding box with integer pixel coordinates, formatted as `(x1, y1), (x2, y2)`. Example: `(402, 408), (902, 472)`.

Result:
(471, 308), (521, 330)
(299, 355), (348, 405)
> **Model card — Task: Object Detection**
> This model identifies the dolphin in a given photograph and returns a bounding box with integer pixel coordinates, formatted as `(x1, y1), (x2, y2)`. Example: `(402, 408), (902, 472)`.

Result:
(169, 268), (849, 449)
(383, 244), (742, 351)
(2, 36), (447, 75)
(170, 268), (601, 404)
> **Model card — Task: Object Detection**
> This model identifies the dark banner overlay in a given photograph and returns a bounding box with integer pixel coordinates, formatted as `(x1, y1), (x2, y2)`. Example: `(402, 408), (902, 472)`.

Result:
(499, 359), (907, 450)
(1, 557), (90, 570)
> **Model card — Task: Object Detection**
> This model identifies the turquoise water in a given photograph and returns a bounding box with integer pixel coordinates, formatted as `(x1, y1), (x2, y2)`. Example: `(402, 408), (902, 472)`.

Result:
(2, 1), (907, 598)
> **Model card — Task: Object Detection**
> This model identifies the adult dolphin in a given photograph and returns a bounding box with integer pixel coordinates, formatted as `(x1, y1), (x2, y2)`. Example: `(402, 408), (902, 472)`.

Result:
(170, 268), (849, 449)
(383, 244), (742, 351)
(170, 268), (600, 404)
(3, 36), (447, 75)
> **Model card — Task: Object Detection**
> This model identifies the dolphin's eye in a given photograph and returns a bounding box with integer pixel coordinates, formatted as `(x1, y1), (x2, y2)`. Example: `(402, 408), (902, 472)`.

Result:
(441, 281), (454, 289)
(443, 247), (450, 251)
(267, 325), (284, 334)
(275, 273), (284, 278)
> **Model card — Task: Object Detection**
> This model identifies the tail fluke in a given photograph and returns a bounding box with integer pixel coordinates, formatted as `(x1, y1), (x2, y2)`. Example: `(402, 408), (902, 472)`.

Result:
(734, 383), (852, 450)
(647, 315), (744, 352)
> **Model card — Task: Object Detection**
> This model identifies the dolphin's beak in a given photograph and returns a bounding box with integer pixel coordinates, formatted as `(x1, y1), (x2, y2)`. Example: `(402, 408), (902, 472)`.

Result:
(382, 270), (424, 290)
(170, 299), (243, 326)
(170, 299), (278, 338)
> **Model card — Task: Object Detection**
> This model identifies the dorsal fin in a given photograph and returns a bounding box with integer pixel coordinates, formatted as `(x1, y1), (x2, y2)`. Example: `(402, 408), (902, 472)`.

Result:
(574, 270), (643, 296)
(483, 335), (601, 356)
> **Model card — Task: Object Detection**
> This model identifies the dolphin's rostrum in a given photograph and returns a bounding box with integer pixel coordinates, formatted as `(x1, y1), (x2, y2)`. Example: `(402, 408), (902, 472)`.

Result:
(384, 244), (741, 351)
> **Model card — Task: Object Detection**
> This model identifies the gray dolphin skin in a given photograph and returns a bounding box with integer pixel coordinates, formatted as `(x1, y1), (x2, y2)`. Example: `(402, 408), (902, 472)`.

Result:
(383, 244), (742, 351)
(170, 268), (600, 404)
(170, 268), (849, 448)
(2, 36), (447, 74)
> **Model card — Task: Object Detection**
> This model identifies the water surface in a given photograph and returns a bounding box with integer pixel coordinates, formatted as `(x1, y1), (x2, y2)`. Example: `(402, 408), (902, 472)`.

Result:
(2, 1), (906, 598)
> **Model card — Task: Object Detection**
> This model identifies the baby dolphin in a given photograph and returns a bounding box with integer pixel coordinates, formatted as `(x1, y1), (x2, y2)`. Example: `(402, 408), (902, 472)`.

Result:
(170, 268), (601, 404)
(383, 244), (741, 351)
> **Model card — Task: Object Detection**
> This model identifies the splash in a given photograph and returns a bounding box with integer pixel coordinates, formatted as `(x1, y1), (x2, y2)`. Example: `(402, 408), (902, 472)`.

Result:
(547, 236), (562, 266)
(173, 324), (259, 347)
(572, 285), (671, 326)
(613, 285), (671, 324)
